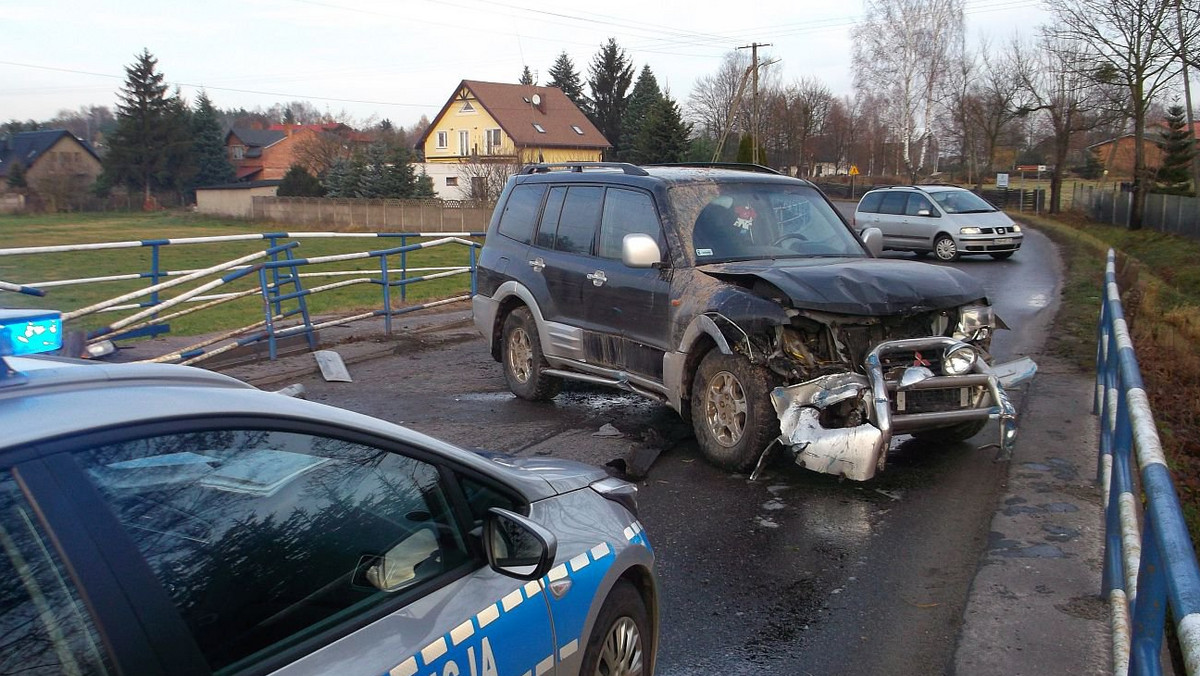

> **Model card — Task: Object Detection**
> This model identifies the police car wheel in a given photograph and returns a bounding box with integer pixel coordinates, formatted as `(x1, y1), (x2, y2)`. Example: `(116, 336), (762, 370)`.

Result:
(502, 307), (561, 401)
(691, 350), (779, 473)
(912, 418), (988, 443)
(580, 581), (648, 676)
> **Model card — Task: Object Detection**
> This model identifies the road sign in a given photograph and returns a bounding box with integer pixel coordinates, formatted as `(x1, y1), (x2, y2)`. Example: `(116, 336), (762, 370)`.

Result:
(849, 165), (860, 176)
(996, 173), (1009, 188)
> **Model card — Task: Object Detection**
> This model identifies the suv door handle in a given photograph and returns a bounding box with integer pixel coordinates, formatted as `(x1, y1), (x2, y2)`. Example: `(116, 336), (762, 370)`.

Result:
(528, 257), (545, 272)
(586, 270), (607, 287)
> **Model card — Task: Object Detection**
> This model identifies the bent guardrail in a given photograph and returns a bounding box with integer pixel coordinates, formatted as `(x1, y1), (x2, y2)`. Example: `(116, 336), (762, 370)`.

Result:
(1095, 248), (1200, 675)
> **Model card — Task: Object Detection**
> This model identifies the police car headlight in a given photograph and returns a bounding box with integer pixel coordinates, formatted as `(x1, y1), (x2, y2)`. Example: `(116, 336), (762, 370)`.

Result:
(953, 305), (994, 341)
(959, 227), (982, 235)
(943, 345), (978, 375)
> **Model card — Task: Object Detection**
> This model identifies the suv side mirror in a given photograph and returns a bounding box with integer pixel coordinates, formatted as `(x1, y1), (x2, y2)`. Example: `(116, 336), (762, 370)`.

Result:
(484, 508), (557, 580)
(622, 233), (662, 268)
(860, 227), (883, 257)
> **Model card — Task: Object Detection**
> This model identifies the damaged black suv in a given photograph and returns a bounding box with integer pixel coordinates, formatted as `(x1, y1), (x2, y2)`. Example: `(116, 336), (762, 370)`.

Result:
(473, 163), (1036, 481)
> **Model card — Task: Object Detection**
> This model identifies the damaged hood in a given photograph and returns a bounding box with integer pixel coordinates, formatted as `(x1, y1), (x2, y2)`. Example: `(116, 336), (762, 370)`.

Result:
(698, 258), (986, 315)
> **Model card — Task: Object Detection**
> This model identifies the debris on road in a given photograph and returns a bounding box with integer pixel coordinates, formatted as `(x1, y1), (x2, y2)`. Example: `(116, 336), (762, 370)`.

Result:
(314, 350), (352, 382)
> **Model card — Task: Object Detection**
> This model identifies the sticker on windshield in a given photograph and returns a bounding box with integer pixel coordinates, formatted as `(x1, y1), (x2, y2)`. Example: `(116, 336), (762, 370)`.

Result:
(696, 248), (713, 257)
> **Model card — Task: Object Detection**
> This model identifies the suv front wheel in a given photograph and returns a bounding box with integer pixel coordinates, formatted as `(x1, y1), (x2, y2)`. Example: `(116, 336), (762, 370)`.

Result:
(502, 307), (562, 401)
(691, 351), (778, 472)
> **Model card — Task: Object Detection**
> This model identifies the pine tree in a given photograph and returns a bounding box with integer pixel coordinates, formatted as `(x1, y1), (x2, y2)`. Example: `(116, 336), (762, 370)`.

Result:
(587, 39), (634, 159)
(190, 91), (235, 191)
(633, 95), (692, 164)
(1155, 105), (1196, 196)
(161, 91), (196, 199)
(278, 164), (325, 197)
(324, 157), (360, 197)
(736, 134), (756, 163)
(519, 66), (534, 85)
(619, 65), (662, 162)
(358, 142), (391, 198)
(547, 52), (587, 110)
(103, 49), (178, 208)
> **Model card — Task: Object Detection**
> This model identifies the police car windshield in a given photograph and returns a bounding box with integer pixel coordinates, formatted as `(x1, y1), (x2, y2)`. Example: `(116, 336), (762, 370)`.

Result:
(929, 189), (997, 214)
(670, 183), (864, 264)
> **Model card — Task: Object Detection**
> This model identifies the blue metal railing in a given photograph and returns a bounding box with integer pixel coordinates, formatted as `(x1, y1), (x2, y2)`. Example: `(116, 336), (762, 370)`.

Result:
(1095, 248), (1200, 675)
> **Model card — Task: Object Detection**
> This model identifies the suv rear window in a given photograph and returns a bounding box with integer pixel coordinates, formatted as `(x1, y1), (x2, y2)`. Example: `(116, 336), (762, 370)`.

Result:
(496, 184), (546, 244)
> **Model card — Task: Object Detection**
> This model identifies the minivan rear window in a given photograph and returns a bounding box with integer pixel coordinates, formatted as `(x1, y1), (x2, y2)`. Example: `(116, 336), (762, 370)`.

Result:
(857, 192), (883, 213)
(878, 192), (908, 215)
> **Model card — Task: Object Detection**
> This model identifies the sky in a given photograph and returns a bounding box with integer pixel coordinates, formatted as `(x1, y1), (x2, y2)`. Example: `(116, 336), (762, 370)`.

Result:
(2, 0), (1050, 130)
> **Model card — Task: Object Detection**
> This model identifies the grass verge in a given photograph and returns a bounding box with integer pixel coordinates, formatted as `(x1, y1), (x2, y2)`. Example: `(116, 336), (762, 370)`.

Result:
(1015, 209), (1200, 544)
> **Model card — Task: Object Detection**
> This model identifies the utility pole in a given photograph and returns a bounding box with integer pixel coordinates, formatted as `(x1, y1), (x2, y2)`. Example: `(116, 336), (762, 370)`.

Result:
(738, 42), (772, 165)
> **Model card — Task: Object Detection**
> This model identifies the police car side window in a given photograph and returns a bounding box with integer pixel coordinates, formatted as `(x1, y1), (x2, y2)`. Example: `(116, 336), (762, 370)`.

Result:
(496, 184), (546, 245)
(0, 475), (114, 675)
(74, 430), (473, 673)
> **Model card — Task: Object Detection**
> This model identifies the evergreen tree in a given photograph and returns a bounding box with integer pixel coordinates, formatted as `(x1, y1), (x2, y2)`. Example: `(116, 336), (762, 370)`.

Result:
(519, 66), (534, 85)
(619, 65), (662, 162)
(278, 164), (325, 197)
(587, 39), (634, 159)
(324, 157), (360, 197)
(161, 91), (196, 198)
(736, 134), (757, 163)
(103, 49), (180, 208)
(547, 51), (587, 110)
(413, 171), (435, 199)
(190, 91), (235, 191)
(1155, 105), (1196, 196)
(6, 159), (26, 190)
(358, 142), (392, 198)
(633, 95), (692, 164)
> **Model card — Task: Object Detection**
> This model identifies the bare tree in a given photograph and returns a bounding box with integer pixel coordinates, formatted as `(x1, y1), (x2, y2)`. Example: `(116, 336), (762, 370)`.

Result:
(763, 77), (833, 175)
(965, 38), (1028, 187)
(1047, 0), (1183, 228)
(455, 159), (521, 201)
(686, 51), (751, 148)
(853, 0), (965, 179)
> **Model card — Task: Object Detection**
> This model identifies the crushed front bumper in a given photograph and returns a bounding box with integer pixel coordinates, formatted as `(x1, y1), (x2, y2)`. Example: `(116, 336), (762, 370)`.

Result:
(770, 336), (1037, 481)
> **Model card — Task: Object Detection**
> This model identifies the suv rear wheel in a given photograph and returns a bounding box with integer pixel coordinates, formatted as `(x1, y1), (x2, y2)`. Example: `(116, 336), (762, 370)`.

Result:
(502, 307), (561, 401)
(691, 351), (778, 472)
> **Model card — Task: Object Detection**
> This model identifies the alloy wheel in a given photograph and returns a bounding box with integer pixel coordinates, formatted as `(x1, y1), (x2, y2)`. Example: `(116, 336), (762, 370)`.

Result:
(703, 370), (747, 447)
(594, 616), (643, 676)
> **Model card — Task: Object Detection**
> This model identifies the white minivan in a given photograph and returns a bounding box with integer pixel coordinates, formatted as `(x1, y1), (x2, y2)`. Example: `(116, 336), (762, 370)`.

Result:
(854, 185), (1023, 261)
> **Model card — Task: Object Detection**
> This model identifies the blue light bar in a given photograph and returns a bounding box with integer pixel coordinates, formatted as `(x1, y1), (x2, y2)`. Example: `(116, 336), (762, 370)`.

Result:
(0, 310), (63, 357)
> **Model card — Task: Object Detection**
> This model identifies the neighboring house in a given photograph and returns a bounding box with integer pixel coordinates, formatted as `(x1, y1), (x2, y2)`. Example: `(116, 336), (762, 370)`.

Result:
(418, 80), (609, 169)
(1088, 122), (1200, 178)
(0, 130), (102, 207)
(226, 123), (370, 181)
(414, 162), (471, 200)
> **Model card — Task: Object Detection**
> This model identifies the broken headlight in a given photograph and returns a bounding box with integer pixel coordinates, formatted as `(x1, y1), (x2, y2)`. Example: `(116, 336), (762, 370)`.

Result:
(953, 305), (994, 341)
(942, 344), (978, 375)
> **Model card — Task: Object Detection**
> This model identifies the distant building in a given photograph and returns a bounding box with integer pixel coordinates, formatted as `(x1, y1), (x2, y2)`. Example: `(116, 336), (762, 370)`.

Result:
(226, 123), (370, 181)
(1087, 122), (1200, 178)
(0, 129), (103, 210)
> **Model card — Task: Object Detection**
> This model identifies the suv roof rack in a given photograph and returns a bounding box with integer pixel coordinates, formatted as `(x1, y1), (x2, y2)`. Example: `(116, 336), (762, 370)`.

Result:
(645, 162), (782, 175)
(520, 162), (649, 176)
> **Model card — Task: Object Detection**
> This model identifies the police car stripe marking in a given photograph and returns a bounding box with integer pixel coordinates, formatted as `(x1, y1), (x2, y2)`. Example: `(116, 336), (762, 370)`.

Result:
(569, 552), (590, 573)
(548, 564), (569, 581)
(559, 639), (579, 661)
(536, 655), (555, 675)
(520, 672), (532, 676)
(449, 619), (474, 646)
(591, 542), (611, 560)
(419, 637), (447, 665)
(501, 589), (524, 612)
(524, 579), (543, 598)
(477, 602), (500, 628)
(389, 656), (417, 676)
(624, 526), (636, 540)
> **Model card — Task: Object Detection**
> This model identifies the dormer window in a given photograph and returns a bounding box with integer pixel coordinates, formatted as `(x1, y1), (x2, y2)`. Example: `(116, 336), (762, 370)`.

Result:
(571, 125), (584, 135)
(532, 123), (546, 133)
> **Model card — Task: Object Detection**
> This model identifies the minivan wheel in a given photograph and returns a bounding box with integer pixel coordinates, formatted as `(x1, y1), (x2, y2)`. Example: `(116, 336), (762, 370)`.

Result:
(691, 351), (778, 472)
(502, 307), (561, 401)
(933, 234), (959, 262)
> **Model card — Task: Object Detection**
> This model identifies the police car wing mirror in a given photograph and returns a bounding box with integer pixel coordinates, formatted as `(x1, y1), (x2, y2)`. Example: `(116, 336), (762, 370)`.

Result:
(484, 507), (557, 581)
(621, 233), (663, 269)
(859, 227), (883, 257)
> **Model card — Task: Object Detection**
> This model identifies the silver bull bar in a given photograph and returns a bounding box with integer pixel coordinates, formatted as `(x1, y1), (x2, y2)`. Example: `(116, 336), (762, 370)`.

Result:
(771, 336), (1037, 481)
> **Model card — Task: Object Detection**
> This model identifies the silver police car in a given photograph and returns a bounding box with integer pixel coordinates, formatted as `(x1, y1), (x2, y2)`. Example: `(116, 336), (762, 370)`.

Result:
(0, 309), (656, 676)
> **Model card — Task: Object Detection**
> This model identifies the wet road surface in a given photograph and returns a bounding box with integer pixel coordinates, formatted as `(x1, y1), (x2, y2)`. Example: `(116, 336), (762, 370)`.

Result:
(292, 226), (1059, 675)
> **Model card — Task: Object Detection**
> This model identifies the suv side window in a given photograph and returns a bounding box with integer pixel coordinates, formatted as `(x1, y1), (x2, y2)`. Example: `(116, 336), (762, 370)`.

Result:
(553, 186), (604, 254)
(74, 430), (472, 672)
(0, 474), (114, 675)
(597, 188), (663, 260)
(857, 191), (884, 213)
(878, 192), (908, 215)
(496, 184), (546, 244)
(905, 193), (937, 216)
(535, 186), (567, 249)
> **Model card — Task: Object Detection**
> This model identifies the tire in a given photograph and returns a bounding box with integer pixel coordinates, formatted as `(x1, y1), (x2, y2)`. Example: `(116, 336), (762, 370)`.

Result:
(933, 234), (959, 262)
(690, 350), (778, 472)
(911, 418), (988, 443)
(501, 307), (561, 401)
(990, 251), (1015, 260)
(579, 581), (649, 676)
(913, 250), (930, 258)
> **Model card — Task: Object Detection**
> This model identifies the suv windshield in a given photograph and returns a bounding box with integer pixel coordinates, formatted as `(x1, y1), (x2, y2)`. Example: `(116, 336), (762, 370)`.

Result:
(928, 189), (997, 214)
(670, 182), (864, 264)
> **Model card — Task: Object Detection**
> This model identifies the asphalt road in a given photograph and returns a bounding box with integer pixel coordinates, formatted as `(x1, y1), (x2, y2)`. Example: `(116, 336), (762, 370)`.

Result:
(280, 224), (1059, 676)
